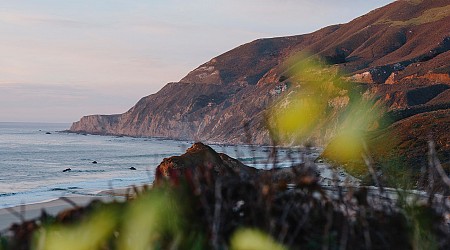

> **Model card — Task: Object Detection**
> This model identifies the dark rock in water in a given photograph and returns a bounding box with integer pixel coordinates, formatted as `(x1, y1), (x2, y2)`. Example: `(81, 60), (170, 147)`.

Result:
(92, 161), (97, 164)
(129, 167), (136, 170)
(155, 142), (318, 186)
(45, 132), (51, 135)
(63, 168), (71, 172)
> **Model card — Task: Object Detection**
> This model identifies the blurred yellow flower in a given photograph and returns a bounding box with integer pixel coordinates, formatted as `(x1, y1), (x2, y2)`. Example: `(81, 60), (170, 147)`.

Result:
(35, 209), (118, 250)
(269, 53), (387, 166)
(271, 97), (325, 142)
(230, 228), (287, 250)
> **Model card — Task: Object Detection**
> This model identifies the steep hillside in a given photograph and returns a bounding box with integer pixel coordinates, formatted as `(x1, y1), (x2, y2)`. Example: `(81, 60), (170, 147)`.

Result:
(70, 0), (450, 166)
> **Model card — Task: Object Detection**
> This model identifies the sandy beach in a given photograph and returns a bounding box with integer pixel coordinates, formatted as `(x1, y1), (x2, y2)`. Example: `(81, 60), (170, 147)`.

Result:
(0, 188), (134, 232)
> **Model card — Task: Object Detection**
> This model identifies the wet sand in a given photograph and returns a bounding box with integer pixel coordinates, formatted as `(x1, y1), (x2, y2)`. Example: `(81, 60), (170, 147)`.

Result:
(0, 185), (150, 232)
(0, 193), (127, 232)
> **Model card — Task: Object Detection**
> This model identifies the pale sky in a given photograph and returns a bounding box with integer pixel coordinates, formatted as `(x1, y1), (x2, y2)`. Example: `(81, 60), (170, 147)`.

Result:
(0, 0), (393, 123)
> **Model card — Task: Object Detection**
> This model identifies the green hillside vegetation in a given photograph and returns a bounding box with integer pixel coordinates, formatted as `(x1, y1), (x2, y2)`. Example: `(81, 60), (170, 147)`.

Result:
(376, 5), (450, 26)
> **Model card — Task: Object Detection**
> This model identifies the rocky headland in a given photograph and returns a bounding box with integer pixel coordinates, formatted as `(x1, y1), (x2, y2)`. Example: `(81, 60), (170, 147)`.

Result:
(70, 0), (450, 169)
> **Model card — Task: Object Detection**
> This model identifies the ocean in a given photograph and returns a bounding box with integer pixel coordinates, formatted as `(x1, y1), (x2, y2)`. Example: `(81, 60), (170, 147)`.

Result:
(0, 122), (309, 209)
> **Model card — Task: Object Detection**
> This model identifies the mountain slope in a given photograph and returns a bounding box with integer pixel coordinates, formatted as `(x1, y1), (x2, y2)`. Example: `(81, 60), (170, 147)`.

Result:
(70, 0), (450, 166)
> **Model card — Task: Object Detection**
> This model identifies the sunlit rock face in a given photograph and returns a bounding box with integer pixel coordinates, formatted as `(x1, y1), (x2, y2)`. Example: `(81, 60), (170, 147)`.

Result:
(154, 142), (322, 186)
(70, 0), (450, 166)
(154, 142), (258, 184)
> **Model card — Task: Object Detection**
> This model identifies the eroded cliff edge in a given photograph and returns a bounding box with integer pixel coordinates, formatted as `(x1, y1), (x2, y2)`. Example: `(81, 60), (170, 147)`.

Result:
(70, 0), (450, 166)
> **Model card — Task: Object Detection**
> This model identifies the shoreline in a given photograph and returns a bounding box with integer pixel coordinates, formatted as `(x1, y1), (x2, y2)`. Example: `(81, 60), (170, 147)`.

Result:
(0, 186), (139, 232)
(62, 130), (326, 149)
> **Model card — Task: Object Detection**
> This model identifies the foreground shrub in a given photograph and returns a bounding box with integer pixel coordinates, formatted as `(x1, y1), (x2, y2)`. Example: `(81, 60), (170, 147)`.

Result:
(1, 151), (449, 250)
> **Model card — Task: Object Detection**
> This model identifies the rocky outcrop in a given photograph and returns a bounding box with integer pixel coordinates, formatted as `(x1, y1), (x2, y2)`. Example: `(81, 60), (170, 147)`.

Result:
(155, 142), (257, 183)
(347, 72), (374, 84)
(70, 114), (121, 135)
(155, 142), (319, 185)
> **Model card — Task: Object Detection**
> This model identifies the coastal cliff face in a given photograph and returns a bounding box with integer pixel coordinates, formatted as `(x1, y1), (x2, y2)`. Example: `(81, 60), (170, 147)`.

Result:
(70, 35), (314, 144)
(70, 0), (450, 164)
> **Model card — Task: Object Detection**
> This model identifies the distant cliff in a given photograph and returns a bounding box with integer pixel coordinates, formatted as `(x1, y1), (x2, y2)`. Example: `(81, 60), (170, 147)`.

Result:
(70, 0), (450, 166)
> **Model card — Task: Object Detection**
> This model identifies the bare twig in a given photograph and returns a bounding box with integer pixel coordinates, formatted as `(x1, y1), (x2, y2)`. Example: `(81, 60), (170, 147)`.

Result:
(5, 207), (24, 222)
(244, 121), (258, 167)
(339, 221), (349, 250)
(211, 178), (222, 250)
(362, 142), (384, 194)
(428, 140), (450, 189)
(287, 206), (310, 247)
(277, 201), (293, 243)
(360, 207), (372, 250)
(322, 204), (333, 250)
(59, 197), (79, 208)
